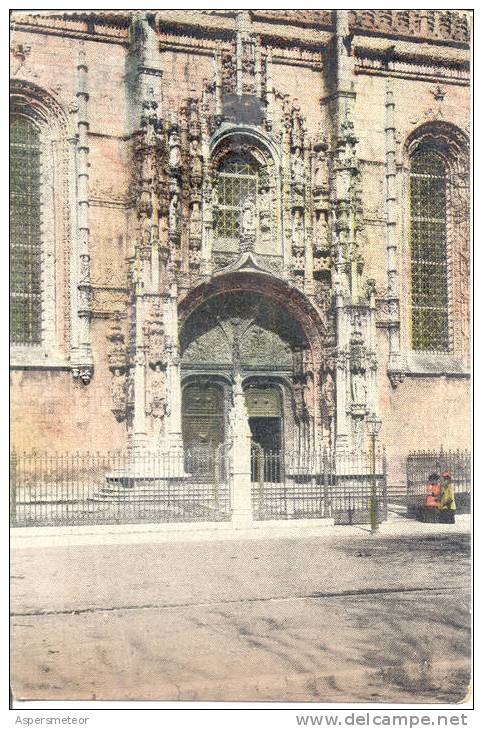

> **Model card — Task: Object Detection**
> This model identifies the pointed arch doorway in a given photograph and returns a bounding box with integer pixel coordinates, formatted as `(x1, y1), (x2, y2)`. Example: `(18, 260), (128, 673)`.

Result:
(179, 287), (312, 456)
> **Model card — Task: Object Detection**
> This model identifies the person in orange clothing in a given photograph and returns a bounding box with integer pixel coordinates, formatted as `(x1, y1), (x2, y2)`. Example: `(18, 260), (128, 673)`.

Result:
(422, 471), (441, 522)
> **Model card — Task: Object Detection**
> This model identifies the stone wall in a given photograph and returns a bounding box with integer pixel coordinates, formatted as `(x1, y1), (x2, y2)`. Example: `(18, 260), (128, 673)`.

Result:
(10, 10), (470, 487)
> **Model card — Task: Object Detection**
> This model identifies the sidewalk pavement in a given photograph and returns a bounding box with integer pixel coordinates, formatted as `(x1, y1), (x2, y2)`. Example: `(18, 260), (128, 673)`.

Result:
(10, 507), (471, 549)
(10, 507), (471, 702)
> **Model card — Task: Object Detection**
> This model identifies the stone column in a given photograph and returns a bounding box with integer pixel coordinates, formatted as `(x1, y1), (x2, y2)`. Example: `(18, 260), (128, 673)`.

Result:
(213, 53), (222, 116)
(265, 49), (274, 130)
(330, 10), (362, 453)
(335, 293), (350, 451)
(200, 87), (213, 277)
(385, 80), (402, 373)
(366, 281), (378, 417)
(304, 145), (314, 296)
(72, 44), (94, 384)
(130, 266), (147, 455)
(229, 374), (253, 528)
(163, 268), (183, 452)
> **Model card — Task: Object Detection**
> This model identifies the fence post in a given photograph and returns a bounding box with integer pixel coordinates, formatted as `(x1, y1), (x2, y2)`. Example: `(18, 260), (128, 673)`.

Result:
(213, 445), (220, 506)
(323, 450), (330, 517)
(382, 447), (388, 520)
(10, 450), (17, 525)
(251, 442), (264, 514)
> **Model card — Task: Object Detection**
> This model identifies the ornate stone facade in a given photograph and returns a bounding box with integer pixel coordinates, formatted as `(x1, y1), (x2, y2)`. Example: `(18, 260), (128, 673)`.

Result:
(10, 10), (470, 489)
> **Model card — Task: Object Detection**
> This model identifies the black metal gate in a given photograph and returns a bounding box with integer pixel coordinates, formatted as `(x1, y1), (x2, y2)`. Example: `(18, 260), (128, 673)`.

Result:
(251, 446), (387, 523)
(251, 447), (331, 520)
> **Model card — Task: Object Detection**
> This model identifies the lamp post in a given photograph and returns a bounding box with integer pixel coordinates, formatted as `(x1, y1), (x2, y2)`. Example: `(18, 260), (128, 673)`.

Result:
(366, 413), (382, 534)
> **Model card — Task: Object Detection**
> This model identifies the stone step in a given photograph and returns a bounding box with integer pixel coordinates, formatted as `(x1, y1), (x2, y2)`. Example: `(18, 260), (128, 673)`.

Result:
(87, 497), (226, 511)
(97, 486), (226, 497)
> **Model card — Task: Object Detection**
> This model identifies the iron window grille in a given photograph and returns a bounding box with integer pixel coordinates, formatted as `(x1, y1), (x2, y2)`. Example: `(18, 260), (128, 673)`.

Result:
(409, 148), (450, 352)
(10, 114), (42, 345)
(214, 155), (258, 239)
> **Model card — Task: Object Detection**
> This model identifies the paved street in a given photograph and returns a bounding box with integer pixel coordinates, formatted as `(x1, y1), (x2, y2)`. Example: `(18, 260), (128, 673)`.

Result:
(10, 517), (471, 703)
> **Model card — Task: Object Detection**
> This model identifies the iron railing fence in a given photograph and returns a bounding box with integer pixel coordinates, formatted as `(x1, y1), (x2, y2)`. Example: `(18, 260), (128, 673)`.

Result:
(406, 448), (471, 515)
(251, 448), (332, 520)
(251, 447), (387, 523)
(332, 449), (388, 525)
(10, 447), (231, 527)
(11, 445), (388, 527)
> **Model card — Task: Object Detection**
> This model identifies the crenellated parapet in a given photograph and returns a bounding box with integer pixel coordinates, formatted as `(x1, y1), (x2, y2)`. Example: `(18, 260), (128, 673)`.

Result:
(348, 9), (471, 45)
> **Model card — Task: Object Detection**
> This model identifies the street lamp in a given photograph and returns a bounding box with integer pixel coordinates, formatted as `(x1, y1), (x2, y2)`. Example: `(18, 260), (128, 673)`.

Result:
(366, 413), (382, 534)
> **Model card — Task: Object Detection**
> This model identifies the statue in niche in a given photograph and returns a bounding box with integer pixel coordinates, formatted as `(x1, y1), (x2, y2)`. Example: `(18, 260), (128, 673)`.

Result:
(291, 146), (305, 188)
(258, 187), (271, 231)
(147, 365), (167, 419)
(140, 211), (151, 249)
(352, 309), (363, 336)
(313, 147), (327, 189)
(303, 374), (315, 418)
(144, 318), (165, 369)
(351, 370), (367, 405)
(190, 200), (202, 238)
(126, 373), (135, 410)
(169, 127), (181, 168)
(190, 138), (202, 179)
(321, 371), (335, 415)
(241, 197), (256, 237)
(293, 209), (304, 252)
(233, 371), (244, 395)
(313, 211), (327, 251)
(169, 190), (179, 233)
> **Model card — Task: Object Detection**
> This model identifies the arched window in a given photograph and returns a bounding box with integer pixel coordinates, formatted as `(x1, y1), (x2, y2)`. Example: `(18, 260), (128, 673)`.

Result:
(10, 114), (42, 344)
(409, 146), (449, 352)
(10, 81), (75, 365)
(214, 154), (258, 239)
(406, 122), (470, 359)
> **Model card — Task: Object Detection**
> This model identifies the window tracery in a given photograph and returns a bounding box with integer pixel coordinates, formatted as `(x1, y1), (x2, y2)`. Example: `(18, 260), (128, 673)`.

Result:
(409, 147), (449, 351)
(214, 154), (258, 239)
(10, 114), (42, 345)
(406, 122), (469, 357)
(10, 80), (74, 364)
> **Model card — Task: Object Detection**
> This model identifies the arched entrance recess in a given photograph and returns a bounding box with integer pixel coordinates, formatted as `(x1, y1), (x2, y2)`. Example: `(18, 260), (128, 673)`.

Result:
(178, 271), (327, 452)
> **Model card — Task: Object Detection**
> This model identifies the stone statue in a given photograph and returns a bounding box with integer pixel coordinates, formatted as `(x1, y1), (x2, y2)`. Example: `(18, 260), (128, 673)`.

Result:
(169, 191), (179, 233)
(190, 138), (202, 178)
(292, 209), (304, 252)
(148, 365), (167, 419)
(145, 318), (165, 369)
(233, 371), (244, 396)
(258, 187), (270, 231)
(111, 370), (126, 421)
(313, 211), (327, 251)
(291, 147), (305, 187)
(303, 374), (315, 418)
(321, 371), (335, 415)
(241, 197), (256, 236)
(351, 370), (367, 405)
(190, 200), (202, 238)
(313, 148), (327, 189)
(169, 129), (181, 168)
